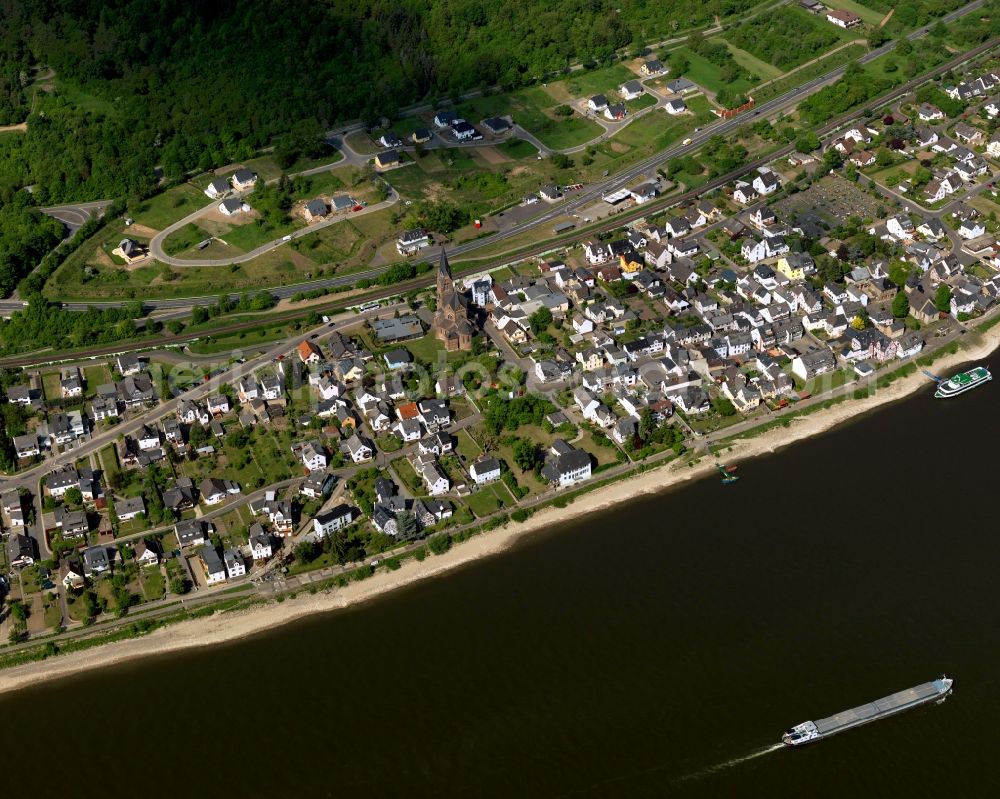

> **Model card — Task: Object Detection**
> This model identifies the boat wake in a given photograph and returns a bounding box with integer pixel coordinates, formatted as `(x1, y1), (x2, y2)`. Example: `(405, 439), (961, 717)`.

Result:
(550, 743), (785, 797)
(680, 743), (785, 781)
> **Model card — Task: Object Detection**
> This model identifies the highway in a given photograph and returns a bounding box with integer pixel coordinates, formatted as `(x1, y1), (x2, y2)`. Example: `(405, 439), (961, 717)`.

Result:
(0, 0), (990, 324)
(438, 0), (987, 259)
(0, 32), (994, 370)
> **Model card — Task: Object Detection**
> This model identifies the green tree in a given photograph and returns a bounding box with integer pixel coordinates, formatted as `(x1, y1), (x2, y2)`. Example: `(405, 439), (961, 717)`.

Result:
(7, 600), (27, 623)
(528, 307), (552, 335)
(668, 50), (690, 77)
(891, 291), (910, 319)
(711, 397), (737, 417)
(294, 540), (319, 564)
(795, 132), (820, 153)
(63, 487), (83, 506)
(512, 438), (540, 471)
(396, 512), (419, 539)
(934, 285), (952, 313)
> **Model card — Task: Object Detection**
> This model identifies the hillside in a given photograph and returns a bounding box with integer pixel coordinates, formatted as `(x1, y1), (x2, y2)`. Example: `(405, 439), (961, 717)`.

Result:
(0, 0), (761, 203)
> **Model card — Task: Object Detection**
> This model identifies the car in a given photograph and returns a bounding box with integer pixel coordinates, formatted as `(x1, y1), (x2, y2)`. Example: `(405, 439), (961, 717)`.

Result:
(309, 333), (319, 339)
(682, 138), (692, 145)
(282, 235), (292, 241)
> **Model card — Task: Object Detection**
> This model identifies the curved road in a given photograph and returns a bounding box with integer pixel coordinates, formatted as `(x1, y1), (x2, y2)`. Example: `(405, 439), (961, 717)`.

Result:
(148, 190), (399, 267)
(4, 1), (990, 317)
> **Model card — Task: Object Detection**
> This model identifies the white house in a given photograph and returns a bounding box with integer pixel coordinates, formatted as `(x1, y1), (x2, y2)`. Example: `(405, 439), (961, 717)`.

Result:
(204, 178), (229, 199)
(886, 216), (914, 241)
(219, 198), (251, 216)
(826, 9), (861, 27)
(299, 441), (327, 472)
(346, 434), (374, 463)
(415, 456), (450, 496)
(201, 548), (227, 585)
(249, 525), (272, 560)
(313, 505), (354, 537)
(958, 219), (986, 240)
(752, 169), (780, 196)
(470, 457), (502, 485)
(199, 478), (228, 506)
(587, 94), (608, 113)
(224, 549), (247, 579)
(230, 168), (258, 191)
(397, 228), (431, 256)
(620, 80), (644, 101)
(541, 443), (592, 488)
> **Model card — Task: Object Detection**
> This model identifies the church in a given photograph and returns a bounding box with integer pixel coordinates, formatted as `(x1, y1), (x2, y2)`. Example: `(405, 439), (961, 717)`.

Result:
(433, 250), (474, 351)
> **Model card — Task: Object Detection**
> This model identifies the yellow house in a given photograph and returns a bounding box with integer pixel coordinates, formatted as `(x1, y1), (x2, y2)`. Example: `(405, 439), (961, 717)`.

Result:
(775, 252), (813, 281)
(619, 253), (643, 274)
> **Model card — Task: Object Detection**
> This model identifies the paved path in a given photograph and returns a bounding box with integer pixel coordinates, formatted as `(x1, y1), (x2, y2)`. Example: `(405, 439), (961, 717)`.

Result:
(148, 190), (398, 268)
(40, 200), (114, 236)
(0, 2), (986, 323)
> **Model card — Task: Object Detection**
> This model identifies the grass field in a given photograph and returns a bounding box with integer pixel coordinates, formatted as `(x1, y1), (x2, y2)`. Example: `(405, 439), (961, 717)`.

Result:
(721, 41), (784, 81)
(672, 47), (757, 96)
(611, 95), (715, 154)
(456, 85), (603, 151)
(465, 483), (512, 517)
(216, 217), (297, 253)
(140, 567), (166, 601)
(724, 6), (856, 71)
(293, 220), (367, 265)
(454, 429), (482, 462)
(626, 93), (658, 113)
(500, 138), (539, 159)
(560, 64), (637, 99)
(164, 222), (208, 256)
(187, 321), (295, 354)
(130, 184), (208, 230)
(388, 147), (552, 218)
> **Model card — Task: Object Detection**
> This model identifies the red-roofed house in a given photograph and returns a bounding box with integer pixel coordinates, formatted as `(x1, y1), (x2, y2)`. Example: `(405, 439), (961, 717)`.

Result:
(297, 340), (323, 364)
(826, 9), (861, 27)
(396, 401), (420, 421)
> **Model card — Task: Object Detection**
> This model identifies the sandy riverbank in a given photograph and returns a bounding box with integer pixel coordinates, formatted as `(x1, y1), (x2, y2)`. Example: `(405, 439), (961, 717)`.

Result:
(0, 330), (995, 695)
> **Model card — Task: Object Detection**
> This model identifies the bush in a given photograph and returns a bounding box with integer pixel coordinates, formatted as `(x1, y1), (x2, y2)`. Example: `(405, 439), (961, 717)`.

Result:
(428, 534), (452, 555)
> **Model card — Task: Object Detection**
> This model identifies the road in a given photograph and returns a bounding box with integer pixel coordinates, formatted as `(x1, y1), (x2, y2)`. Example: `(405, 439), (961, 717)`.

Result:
(4, 2), (987, 323)
(0, 30), (992, 371)
(0, 303), (399, 559)
(147, 190), (398, 268)
(39, 200), (114, 236)
(436, 0), (988, 261)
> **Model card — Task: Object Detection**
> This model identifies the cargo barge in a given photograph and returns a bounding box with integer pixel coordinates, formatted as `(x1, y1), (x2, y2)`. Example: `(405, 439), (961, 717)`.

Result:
(782, 676), (953, 746)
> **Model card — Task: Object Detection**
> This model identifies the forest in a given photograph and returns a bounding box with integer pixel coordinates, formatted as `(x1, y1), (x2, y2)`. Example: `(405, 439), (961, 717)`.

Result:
(0, 192), (64, 296)
(0, 0), (762, 206)
(0, 296), (148, 355)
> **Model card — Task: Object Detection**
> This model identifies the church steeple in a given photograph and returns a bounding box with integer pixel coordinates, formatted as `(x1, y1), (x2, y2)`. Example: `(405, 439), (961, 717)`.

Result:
(437, 249), (453, 296)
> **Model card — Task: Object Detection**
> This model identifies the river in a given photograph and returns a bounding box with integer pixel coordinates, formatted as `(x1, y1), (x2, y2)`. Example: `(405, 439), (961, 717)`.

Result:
(6, 378), (1000, 797)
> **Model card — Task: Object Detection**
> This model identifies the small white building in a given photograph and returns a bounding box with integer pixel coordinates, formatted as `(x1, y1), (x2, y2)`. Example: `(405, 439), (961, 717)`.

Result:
(470, 457), (502, 485)
(313, 505), (354, 537)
